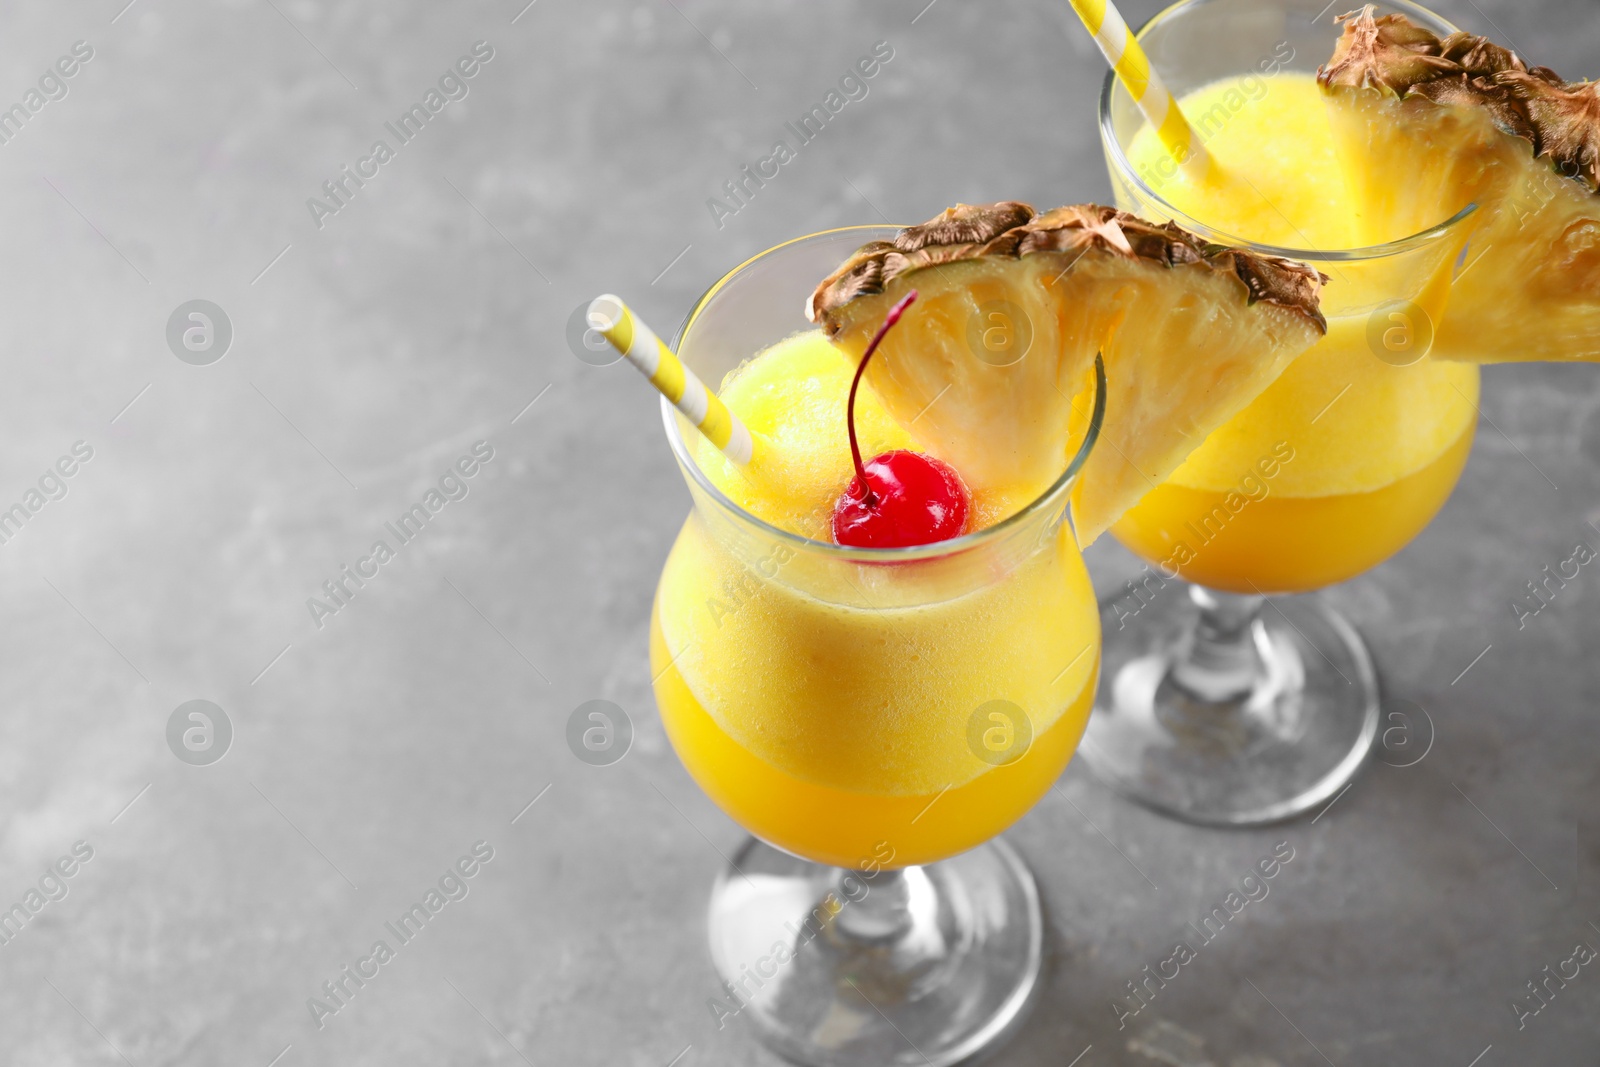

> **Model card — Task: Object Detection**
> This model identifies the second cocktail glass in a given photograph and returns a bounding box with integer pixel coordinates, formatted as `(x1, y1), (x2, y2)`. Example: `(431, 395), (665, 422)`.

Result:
(1081, 0), (1478, 825)
(652, 228), (1105, 1065)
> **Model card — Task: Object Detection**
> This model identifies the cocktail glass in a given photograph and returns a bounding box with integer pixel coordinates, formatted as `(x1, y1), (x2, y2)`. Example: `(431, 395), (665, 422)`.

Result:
(1083, 0), (1478, 826)
(652, 227), (1105, 1065)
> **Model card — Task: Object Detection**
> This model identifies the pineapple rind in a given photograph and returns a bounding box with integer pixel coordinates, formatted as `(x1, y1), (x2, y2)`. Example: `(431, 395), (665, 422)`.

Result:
(1320, 6), (1597, 189)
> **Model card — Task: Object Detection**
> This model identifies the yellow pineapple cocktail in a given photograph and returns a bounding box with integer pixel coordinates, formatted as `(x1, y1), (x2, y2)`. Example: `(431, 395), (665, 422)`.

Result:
(652, 329), (1100, 871)
(1117, 73), (1477, 593)
(1086, 0), (1476, 826)
(653, 226), (1104, 1067)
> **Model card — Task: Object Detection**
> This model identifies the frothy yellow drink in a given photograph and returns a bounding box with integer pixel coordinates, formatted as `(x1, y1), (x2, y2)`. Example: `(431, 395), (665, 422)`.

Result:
(1119, 73), (1478, 593)
(651, 332), (1098, 868)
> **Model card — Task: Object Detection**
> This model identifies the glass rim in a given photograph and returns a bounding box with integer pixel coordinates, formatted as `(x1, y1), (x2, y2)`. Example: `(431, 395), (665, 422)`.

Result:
(1096, 0), (1476, 262)
(664, 224), (1106, 564)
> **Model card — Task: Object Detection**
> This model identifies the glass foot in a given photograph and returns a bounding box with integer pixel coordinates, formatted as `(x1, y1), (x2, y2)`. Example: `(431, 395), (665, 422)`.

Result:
(705, 836), (1042, 1067)
(1081, 584), (1380, 827)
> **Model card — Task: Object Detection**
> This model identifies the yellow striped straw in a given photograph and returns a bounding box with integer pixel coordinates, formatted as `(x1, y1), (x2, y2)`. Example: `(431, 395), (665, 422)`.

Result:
(1068, 0), (1207, 169)
(587, 294), (756, 465)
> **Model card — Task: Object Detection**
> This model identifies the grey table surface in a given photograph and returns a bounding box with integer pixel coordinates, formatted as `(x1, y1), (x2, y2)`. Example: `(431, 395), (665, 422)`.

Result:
(0, 0), (1596, 1064)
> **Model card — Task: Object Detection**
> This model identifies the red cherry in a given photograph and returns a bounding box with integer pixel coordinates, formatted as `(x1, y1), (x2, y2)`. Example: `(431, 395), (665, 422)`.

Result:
(830, 290), (972, 549)
(832, 449), (970, 548)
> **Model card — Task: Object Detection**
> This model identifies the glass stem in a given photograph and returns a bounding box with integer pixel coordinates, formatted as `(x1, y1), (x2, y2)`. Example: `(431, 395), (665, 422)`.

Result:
(830, 867), (915, 944)
(1168, 585), (1268, 705)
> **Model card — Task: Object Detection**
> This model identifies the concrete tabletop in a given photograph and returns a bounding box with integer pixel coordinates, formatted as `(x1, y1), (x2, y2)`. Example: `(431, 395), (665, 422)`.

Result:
(0, 0), (1595, 1064)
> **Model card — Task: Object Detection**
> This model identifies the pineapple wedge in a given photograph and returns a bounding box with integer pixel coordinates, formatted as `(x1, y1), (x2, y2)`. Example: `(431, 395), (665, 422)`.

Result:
(807, 203), (1327, 544)
(1320, 6), (1600, 362)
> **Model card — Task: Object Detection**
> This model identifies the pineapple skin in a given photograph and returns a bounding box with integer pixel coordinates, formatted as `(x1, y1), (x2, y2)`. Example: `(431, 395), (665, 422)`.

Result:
(1320, 8), (1600, 362)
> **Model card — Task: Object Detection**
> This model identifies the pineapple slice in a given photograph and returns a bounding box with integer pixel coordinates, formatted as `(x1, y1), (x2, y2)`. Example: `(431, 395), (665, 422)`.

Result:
(1319, 6), (1600, 362)
(807, 203), (1327, 543)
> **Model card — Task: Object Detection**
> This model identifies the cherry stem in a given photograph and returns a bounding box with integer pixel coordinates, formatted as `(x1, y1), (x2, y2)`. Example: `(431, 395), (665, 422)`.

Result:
(844, 290), (918, 507)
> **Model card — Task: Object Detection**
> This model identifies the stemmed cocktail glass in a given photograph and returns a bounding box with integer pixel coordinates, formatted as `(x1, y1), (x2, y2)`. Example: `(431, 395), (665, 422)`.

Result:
(1081, 0), (1479, 826)
(651, 227), (1105, 1065)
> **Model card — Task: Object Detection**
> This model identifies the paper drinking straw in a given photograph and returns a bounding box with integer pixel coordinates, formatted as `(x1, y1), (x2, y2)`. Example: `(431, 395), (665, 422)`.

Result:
(1067, 0), (1207, 169)
(587, 294), (755, 465)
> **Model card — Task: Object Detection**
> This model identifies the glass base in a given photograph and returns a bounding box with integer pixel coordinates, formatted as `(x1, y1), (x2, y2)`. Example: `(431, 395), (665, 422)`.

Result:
(706, 836), (1042, 1067)
(1081, 586), (1380, 827)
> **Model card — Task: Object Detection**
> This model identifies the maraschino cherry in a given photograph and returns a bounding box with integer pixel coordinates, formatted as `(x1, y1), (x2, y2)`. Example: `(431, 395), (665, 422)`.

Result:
(831, 291), (971, 549)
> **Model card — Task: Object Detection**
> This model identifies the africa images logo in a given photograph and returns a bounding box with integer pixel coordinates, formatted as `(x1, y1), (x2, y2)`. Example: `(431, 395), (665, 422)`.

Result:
(305, 41), (495, 230)
(0, 841), (94, 949)
(0, 40), (94, 147)
(306, 840), (495, 1030)
(704, 41), (894, 229)
(306, 441), (495, 629)
(0, 441), (95, 547)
